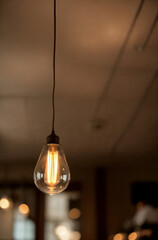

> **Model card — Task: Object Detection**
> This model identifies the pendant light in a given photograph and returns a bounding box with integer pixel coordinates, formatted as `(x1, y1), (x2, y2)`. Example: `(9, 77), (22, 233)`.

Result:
(33, 0), (70, 195)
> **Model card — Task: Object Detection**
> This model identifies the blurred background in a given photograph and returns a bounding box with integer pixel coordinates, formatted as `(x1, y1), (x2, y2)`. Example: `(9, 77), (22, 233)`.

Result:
(0, 0), (158, 239)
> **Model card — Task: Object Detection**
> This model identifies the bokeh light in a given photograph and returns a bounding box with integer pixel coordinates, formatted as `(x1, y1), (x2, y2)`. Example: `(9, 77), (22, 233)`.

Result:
(69, 208), (81, 219)
(18, 203), (30, 215)
(55, 225), (70, 240)
(0, 197), (10, 209)
(71, 231), (81, 240)
(114, 233), (124, 240)
(128, 232), (138, 240)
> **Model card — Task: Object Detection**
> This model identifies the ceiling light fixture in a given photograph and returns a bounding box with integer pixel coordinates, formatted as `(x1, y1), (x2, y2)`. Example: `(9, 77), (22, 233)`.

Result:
(33, 0), (70, 195)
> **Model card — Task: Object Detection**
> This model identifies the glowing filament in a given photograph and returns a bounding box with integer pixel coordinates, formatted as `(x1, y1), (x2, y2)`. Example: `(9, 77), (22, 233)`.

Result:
(45, 149), (58, 186)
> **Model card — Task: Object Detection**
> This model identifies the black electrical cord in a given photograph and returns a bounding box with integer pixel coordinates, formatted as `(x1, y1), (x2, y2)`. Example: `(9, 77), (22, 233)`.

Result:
(52, 0), (56, 132)
(47, 0), (59, 144)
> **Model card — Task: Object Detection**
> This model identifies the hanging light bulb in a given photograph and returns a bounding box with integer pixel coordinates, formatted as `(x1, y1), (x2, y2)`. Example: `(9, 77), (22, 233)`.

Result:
(34, 133), (70, 195)
(34, 0), (70, 194)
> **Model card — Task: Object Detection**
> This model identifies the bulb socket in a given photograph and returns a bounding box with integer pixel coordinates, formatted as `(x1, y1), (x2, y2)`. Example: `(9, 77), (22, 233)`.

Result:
(47, 131), (59, 144)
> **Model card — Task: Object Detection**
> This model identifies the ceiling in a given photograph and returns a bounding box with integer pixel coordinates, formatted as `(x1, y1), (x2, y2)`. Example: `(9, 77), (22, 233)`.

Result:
(0, 0), (158, 167)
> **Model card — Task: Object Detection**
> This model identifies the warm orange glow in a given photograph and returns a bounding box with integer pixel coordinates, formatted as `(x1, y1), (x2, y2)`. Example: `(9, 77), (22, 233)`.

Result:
(71, 231), (81, 240)
(18, 204), (30, 215)
(114, 233), (124, 240)
(55, 225), (70, 239)
(0, 198), (10, 209)
(128, 232), (138, 240)
(45, 149), (58, 186)
(69, 208), (81, 219)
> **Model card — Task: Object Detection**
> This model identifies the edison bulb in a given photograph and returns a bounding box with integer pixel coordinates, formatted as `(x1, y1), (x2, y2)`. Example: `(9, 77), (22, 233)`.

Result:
(34, 144), (70, 195)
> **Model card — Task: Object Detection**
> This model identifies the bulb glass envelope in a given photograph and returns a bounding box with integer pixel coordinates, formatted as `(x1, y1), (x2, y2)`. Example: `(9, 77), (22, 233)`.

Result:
(34, 144), (70, 195)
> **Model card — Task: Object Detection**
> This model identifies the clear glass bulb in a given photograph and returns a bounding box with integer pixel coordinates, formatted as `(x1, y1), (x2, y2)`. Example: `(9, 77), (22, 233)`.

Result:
(34, 144), (70, 195)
